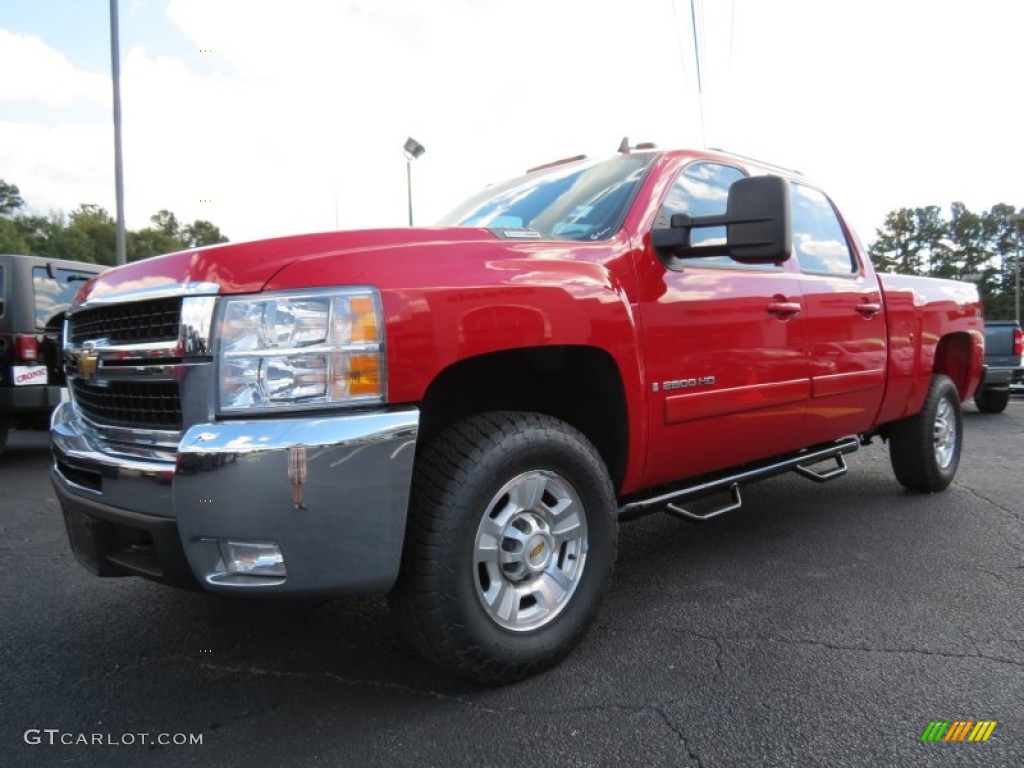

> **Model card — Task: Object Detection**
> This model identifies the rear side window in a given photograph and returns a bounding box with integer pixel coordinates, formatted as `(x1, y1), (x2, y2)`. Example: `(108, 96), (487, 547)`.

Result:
(32, 267), (93, 330)
(791, 183), (857, 275)
(0, 265), (5, 318)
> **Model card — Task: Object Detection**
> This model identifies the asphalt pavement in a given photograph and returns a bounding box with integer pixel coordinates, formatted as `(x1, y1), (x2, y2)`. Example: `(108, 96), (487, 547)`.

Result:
(2, 400), (1022, 767)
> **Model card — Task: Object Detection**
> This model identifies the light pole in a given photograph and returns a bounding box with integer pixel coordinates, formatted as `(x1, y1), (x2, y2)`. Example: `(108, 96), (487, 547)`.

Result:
(109, 0), (126, 265)
(403, 137), (425, 226)
(1010, 213), (1023, 325)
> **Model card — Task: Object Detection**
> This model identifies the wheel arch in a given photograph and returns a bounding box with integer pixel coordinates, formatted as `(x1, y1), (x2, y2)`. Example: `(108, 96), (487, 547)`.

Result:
(932, 332), (978, 401)
(417, 346), (629, 492)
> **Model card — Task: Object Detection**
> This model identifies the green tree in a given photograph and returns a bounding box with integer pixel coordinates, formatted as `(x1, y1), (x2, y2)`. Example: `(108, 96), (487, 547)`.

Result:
(127, 226), (182, 262)
(0, 179), (231, 263)
(128, 212), (231, 261)
(870, 202), (1022, 320)
(0, 216), (30, 252)
(69, 204), (117, 265)
(15, 212), (96, 262)
(182, 219), (228, 248)
(986, 204), (1021, 320)
(937, 204), (1004, 311)
(869, 206), (945, 275)
(0, 179), (24, 216)
(869, 208), (916, 273)
(150, 209), (182, 238)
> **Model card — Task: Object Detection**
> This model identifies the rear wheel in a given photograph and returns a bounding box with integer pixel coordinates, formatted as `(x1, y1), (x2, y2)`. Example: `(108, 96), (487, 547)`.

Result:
(889, 374), (962, 492)
(389, 411), (617, 684)
(973, 387), (1010, 414)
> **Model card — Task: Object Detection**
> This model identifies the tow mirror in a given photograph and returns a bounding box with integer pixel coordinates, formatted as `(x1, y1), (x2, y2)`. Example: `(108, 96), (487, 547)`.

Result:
(651, 175), (792, 265)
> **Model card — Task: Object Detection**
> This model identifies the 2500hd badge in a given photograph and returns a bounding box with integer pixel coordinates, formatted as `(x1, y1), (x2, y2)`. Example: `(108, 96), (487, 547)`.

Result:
(655, 376), (716, 392)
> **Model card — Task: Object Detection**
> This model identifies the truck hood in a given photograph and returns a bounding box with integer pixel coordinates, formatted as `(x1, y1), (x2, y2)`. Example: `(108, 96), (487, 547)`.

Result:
(75, 227), (498, 304)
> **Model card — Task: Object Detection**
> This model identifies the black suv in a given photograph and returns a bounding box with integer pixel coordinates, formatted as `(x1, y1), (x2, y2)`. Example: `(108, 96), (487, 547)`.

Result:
(0, 254), (107, 454)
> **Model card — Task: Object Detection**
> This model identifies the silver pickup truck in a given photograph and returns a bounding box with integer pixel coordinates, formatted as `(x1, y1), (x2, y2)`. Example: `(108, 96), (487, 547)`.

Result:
(974, 320), (1023, 412)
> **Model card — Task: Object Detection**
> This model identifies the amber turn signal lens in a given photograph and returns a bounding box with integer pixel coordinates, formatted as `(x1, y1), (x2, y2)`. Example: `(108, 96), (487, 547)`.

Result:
(349, 297), (379, 343)
(346, 353), (381, 397)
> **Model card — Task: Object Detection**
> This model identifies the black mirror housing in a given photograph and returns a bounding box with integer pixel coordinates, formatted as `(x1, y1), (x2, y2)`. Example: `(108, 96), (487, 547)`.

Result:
(651, 174), (792, 265)
(725, 176), (792, 264)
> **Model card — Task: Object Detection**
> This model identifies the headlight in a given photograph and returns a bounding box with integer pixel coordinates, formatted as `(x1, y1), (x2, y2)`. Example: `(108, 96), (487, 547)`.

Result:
(215, 288), (384, 412)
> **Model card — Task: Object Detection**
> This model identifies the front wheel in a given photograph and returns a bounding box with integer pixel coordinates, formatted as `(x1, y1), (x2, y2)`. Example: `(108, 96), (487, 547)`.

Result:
(888, 374), (963, 492)
(388, 412), (617, 684)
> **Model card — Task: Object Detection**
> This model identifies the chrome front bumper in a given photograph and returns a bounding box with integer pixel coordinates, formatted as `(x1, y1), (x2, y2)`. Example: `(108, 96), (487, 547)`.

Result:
(52, 400), (419, 596)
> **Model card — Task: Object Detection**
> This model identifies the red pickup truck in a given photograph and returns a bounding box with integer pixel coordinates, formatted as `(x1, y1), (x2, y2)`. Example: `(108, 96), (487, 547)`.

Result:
(52, 147), (984, 683)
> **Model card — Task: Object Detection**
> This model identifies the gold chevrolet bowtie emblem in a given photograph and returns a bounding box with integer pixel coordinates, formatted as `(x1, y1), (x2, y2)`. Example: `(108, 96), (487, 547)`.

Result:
(77, 346), (99, 381)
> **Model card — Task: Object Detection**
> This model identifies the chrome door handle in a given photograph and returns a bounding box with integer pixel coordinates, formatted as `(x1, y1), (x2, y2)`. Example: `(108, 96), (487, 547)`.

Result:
(767, 300), (801, 317)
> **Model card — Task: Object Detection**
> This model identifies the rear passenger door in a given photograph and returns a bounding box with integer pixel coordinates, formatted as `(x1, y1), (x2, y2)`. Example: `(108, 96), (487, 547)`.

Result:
(790, 183), (886, 443)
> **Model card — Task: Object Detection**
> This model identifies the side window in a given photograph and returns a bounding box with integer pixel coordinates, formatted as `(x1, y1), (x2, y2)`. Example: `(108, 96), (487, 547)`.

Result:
(656, 162), (747, 266)
(791, 183), (857, 275)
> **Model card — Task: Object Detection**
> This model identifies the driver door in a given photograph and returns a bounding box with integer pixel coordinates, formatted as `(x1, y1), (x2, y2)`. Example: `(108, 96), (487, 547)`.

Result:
(636, 161), (810, 487)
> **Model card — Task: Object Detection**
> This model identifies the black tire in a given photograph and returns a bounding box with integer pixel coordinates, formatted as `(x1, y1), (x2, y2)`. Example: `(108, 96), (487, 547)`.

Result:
(388, 411), (617, 684)
(0, 426), (7, 458)
(973, 387), (1010, 414)
(889, 374), (963, 492)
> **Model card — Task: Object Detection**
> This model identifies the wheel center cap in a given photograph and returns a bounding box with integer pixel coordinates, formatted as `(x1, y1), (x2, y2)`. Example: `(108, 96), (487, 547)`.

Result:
(527, 535), (550, 569)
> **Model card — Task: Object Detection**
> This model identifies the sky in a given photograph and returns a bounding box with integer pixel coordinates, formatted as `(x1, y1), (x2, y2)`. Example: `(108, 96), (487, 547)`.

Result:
(1, 0), (1022, 248)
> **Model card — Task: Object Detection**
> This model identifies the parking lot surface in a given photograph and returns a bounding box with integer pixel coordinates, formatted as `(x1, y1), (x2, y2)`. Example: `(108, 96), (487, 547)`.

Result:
(2, 400), (1022, 767)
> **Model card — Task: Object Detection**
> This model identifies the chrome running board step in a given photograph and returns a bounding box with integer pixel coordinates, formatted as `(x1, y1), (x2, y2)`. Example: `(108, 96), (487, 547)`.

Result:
(618, 437), (859, 523)
(793, 453), (849, 482)
(666, 483), (743, 522)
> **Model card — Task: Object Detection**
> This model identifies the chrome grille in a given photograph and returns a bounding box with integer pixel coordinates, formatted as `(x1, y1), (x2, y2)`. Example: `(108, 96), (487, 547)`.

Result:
(65, 290), (217, 446)
(69, 297), (182, 344)
(72, 380), (182, 430)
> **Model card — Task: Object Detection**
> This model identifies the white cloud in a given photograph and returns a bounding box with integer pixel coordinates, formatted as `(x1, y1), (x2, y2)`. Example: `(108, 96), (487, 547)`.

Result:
(154, 0), (705, 236)
(0, 28), (108, 107)
(0, 120), (112, 213)
(3, 1), (704, 240)
(797, 233), (849, 259)
(1, 0), (1022, 249)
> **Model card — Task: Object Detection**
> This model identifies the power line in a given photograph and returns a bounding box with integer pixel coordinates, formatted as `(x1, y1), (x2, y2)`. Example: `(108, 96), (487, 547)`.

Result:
(669, 1), (691, 103)
(689, 0), (706, 147)
(729, 0), (736, 76)
(668, 0), (707, 147)
(689, 0), (704, 96)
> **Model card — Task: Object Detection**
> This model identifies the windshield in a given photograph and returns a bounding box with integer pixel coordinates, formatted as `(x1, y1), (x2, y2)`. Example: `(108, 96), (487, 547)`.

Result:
(438, 153), (658, 241)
